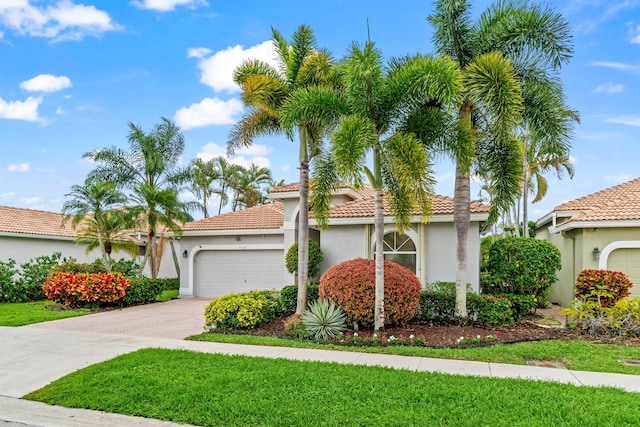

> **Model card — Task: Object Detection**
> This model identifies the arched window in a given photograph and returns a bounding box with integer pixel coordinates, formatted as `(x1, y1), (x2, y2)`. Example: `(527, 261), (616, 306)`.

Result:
(375, 231), (417, 273)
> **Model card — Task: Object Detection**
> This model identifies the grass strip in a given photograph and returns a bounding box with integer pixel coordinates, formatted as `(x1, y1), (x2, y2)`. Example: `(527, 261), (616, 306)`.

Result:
(0, 301), (90, 326)
(25, 348), (640, 427)
(189, 332), (640, 375)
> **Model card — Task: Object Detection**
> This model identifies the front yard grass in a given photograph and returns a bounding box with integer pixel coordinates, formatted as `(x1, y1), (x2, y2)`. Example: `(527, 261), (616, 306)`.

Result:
(25, 348), (640, 427)
(190, 332), (640, 375)
(0, 301), (91, 327)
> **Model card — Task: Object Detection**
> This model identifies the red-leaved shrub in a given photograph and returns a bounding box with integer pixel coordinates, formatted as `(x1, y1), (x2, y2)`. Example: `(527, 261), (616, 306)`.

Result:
(319, 258), (421, 326)
(575, 269), (633, 307)
(43, 272), (130, 307)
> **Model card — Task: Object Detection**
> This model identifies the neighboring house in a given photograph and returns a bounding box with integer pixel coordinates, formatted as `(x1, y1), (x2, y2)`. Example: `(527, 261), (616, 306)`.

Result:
(536, 178), (640, 306)
(179, 184), (489, 298)
(0, 205), (178, 278)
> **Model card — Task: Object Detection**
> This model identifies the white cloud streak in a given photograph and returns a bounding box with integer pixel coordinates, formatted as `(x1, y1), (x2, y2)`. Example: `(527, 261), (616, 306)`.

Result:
(0, 96), (41, 121)
(592, 61), (640, 73)
(20, 73), (72, 92)
(606, 115), (640, 127)
(196, 142), (271, 169)
(0, 0), (119, 41)
(8, 163), (30, 172)
(174, 97), (243, 130)
(593, 81), (624, 93)
(131, 0), (207, 12)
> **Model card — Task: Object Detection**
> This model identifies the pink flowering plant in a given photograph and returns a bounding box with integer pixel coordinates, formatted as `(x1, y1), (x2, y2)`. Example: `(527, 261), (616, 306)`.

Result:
(337, 331), (427, 346)
(456, 333), (501, 346)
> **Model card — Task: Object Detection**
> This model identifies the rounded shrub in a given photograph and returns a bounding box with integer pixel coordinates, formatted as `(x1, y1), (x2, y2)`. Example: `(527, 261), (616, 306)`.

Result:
(285, 239), (323, 279)
(43, 272), (130, 308)
(319, 258), (421, 327)
(485, 237), (561, 307)
(575, 269), (633, 307)
(204, 290), (281, 330)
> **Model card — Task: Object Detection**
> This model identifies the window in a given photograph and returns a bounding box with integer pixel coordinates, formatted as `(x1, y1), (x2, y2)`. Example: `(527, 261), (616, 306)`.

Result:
(374, 231), (417, 273)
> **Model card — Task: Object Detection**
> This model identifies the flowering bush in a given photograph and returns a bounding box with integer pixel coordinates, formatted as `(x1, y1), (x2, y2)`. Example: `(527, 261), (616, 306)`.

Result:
(456, 333), (501, 346)
(43, 271), (130, 308)
(337, 331), (427, 346)
(575, 269), (633, 307)
(319, 258), (421, 327)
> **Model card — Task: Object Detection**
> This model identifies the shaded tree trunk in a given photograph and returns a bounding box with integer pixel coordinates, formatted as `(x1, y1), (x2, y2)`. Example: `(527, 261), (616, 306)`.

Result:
(373, 187), (385, 330)
(295, 128), (310, 315)
(454, 164), (470, 318)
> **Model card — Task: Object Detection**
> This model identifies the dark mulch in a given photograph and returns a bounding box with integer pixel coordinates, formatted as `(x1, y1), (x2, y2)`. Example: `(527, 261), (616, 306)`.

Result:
(219, 314), (571, 348)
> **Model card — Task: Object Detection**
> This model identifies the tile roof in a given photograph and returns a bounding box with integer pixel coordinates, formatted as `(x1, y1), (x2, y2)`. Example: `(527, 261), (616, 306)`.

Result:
(270, 182), (376, 198)
(552, 177), (640, 222)
(0, 205), (76, 238)
(328, 195), (490, 218)
(183, 202), (285, 231)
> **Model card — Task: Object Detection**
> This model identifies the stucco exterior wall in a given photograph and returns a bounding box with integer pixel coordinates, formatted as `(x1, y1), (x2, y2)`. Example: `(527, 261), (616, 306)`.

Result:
(319, 224), (368, 275)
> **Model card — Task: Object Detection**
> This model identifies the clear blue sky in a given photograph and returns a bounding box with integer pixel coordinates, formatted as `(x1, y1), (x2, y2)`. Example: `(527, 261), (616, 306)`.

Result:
(1, 0), (638, 222)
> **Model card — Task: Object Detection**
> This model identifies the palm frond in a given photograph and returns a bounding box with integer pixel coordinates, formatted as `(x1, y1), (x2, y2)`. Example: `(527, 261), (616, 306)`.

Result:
(330, 115), (377, 188)
(227, 108), (281, 154)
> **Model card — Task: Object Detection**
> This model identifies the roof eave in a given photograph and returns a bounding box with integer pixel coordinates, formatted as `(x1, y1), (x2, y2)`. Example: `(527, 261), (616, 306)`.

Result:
(551, 219), (640, 234)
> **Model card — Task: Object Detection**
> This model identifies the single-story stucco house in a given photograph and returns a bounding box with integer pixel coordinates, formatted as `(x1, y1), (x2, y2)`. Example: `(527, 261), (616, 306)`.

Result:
(178, 184), (490, 299)
(536, 177), (640, 306)
(0, 205), (178, 278)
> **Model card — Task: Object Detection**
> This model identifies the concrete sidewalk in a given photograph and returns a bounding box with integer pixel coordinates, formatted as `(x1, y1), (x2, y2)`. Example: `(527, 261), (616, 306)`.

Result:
(2, 299), (639, 426)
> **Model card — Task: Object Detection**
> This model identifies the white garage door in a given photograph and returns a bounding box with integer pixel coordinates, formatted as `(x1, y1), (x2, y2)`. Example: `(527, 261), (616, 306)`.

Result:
(607, 248), (640, 297)
(195, 250), (284, 298)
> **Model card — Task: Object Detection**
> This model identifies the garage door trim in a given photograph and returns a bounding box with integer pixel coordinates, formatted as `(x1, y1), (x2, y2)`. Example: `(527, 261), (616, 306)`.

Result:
(599, 240), (640, 270)
(186, 244), (284, 297)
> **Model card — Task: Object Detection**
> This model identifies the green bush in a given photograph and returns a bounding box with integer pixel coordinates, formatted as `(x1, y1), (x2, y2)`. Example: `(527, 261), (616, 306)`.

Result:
(111, 258), (142, 278)
(561, 297), (640, 338)
(575, 269), (633, 308)
(472, 294), (514, 326)
(0, 259), (19, 302)
(279, 283), (320, 314)
(54, 258), (106, 274)
(484, 237), (561, 307)
(11, 252), (63, 302)
(117, 278), (165, 307)
(204, 290), (281, 330)
(148, 277), (180, 291)
(285, 239), (323, 280)
(319, 258), (422, 327)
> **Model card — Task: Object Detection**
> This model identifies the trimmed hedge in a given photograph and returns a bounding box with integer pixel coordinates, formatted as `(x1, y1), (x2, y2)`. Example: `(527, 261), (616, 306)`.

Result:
(204, 290), (282, 330)
(279, 283), (319, 314)
(117, 278), (164, 307)
(43, 272), (130, 308)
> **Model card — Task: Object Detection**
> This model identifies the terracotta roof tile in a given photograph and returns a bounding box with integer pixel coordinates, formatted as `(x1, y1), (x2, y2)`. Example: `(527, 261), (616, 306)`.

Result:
(553, 178), (640, 222)
(271, 182), (376, 198)
(328, 194), (489, 218)
(183, 202), (285, 231)
(0, 206), (76, 238)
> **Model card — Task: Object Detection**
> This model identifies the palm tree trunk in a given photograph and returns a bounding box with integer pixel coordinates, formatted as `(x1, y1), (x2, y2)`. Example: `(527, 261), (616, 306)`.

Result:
(454, 164), (470, 318)
(295, 128), (310, 315)
(522, 135), (529, 238)
(373, 187), (385, 330)
(96, 225), (111, 273)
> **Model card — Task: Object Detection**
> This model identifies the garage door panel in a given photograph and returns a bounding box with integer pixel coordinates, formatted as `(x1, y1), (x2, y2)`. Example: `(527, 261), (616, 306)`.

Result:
(195, 249), (283, 298)
(608, 248), (640, 297)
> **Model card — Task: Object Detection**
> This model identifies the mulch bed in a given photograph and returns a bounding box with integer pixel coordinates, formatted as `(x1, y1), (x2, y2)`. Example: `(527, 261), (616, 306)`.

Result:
(217, 314), (576, 348)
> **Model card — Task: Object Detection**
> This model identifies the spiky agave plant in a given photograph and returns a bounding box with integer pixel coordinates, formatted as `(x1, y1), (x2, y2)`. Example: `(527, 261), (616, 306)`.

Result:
(301, 299), (347, 340)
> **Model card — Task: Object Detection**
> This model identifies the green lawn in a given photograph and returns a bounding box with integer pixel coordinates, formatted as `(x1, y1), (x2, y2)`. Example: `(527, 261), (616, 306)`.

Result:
(0, 301), (91, 327)
(190, 332), (640, 375)
(25, 348), (640, 427)
(155, 289), (179, 302)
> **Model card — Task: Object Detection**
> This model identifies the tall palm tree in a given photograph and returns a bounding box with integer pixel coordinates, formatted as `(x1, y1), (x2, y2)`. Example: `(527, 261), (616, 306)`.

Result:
(228, 24), (336, 315)
(190, 158), (219, 218)
(210, 156), (240, 215)
(283, 42), (461, 329)
(428, 0), (575, 316)
(62, 177), (134, 272)
(230, 164), (273, 210)
(84, 117), (194, 278)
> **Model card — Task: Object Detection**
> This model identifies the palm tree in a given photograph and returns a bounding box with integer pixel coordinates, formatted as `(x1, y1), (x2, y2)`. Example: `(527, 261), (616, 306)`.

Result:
(210, 156), (240, 215)
(228, 25), (336, 315)
(190, 158), (219, 218)
(84, 117), (194, 278)
(427, 0), (575, 316)
(62, 177), (134, 272)
(283, 42), (461, 329)
(230, 164), (272, 210)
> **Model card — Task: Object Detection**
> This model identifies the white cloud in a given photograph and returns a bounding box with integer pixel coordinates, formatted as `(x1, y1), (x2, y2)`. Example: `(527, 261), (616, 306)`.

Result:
(235, 144), (271, 156)
(0, 0), (119, 41)
(189, 40), (277, 93)
(280, 165), (290, 172)
(1, 192), (15, 198)
(131, 0), (207, 12)
(606, 114), (640, 127)
(592, 61), (640, 73)
(20, 73), (72, 92)
(20, 197), (42, 205)
(593, 81), (624, 93)
(628, 22), (640, 44)
(0, 96), (41, 121)
(196, 142), (270, 169)
(55, 107), (67, 115)
(174, 97), (243, 130)
(8, 162), (30, 172)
